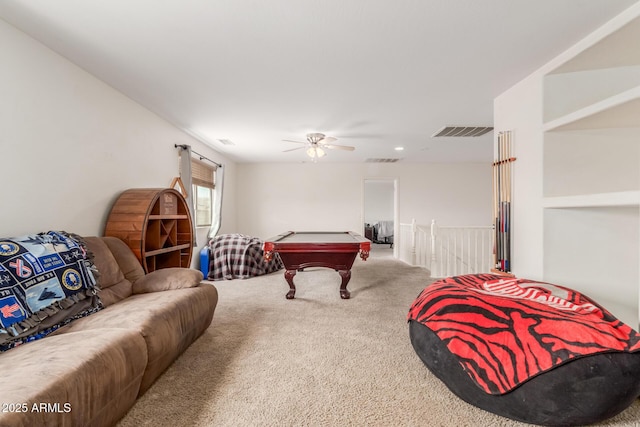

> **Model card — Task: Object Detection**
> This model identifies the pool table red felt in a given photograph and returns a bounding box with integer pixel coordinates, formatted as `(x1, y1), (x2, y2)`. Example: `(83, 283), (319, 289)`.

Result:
(263, 231), (371, 299)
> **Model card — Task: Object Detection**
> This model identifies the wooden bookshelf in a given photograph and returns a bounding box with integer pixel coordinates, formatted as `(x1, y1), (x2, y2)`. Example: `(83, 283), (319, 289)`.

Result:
(104, 188), (193, 273)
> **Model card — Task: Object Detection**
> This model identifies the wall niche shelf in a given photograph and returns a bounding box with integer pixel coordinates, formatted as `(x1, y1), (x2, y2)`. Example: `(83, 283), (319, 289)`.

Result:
(543, 86), (640, 132)
(543, 191), (640, 209)
(541, 13), (640, 328)
(104, 188), (194, 273)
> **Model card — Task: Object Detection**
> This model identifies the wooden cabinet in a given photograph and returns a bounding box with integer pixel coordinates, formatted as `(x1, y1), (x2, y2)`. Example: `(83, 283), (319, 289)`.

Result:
(104, 188), (193, 273)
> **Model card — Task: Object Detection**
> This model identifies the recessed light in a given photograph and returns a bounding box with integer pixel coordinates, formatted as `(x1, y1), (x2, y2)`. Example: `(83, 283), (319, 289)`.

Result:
(394, 146), (404, 151)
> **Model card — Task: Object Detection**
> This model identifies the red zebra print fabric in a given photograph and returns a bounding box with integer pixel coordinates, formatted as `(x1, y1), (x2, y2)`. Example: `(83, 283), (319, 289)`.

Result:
(408, 274), (640, 395)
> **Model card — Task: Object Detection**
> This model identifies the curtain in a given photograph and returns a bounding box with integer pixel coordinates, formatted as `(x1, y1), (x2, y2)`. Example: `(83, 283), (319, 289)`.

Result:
(208, 165), (224, 239)
(178, 145), (197, 245)
(176, 143), (224, 242)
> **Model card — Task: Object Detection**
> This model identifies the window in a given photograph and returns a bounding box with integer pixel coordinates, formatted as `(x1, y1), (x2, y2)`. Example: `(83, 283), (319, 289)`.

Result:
(190, 159), (216, 227)
(194, 185), (213, 227)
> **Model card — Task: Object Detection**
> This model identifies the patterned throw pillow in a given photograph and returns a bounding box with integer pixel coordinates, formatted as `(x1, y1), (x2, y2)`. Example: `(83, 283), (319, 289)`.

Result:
(0, 231), (103, 351)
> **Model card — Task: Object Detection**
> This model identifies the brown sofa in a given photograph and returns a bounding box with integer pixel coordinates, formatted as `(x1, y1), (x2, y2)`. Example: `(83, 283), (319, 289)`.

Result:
(0, 236), (218, 427)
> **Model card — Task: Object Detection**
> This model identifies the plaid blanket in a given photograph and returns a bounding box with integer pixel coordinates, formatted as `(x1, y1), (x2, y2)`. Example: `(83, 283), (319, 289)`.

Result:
(207, 234), (283, 281)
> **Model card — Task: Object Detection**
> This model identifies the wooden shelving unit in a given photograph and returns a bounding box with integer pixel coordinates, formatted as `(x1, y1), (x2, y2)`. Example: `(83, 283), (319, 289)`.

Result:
(104, 188), (194, 273)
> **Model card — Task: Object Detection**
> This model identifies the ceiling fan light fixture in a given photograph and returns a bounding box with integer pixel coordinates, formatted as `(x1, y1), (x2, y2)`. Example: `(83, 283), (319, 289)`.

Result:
(284, 132), (354, 160)
(307, 133), (325, 144)
(306, 146), (326, 159)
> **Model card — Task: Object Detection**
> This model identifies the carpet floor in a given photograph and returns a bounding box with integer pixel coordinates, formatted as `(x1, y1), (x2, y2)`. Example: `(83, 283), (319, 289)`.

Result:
(117, 248), (640, 426)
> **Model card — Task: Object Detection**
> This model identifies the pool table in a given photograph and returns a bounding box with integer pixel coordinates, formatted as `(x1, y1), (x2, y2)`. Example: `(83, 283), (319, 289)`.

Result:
(263, 231), (371, 299)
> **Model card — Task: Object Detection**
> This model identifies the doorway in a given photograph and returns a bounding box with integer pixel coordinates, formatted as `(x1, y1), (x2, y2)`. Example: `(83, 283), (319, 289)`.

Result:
(363, 178), (398, 258)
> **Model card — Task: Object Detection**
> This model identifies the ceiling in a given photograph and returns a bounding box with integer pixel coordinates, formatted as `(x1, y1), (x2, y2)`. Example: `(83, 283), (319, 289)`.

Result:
(1, 0), (637, 163)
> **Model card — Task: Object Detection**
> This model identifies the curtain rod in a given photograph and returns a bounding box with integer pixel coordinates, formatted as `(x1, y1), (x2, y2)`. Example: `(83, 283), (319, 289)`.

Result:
(175, 144), (222, 168)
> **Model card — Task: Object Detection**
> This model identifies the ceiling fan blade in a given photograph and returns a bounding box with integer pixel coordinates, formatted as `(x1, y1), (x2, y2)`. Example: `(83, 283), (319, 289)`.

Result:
(318, 136), (337, 144)
(324, 144), (355, 151)
(282, 139), (307, 144)
(283, 146), (305, 152)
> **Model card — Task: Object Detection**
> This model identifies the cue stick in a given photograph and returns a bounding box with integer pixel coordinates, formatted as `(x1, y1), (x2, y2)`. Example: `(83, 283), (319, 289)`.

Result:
(505, 131), (512, 271)
(509, 131), (512, 271)
(495, 134), (500, 269)
(501, 132), (508, 271)
(498, 132), (502, 270)
(503, 134), (507, 271)
(510, 132), (514, 270)
(505, 131), (511, 271)
(498, 132), (504, 270)
(491, 141), (500, 268)
(500, 132), (505, 270)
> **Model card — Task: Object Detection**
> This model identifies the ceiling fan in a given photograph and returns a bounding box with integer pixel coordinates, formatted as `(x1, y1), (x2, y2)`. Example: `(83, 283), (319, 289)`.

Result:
(283, 133), (355, 160)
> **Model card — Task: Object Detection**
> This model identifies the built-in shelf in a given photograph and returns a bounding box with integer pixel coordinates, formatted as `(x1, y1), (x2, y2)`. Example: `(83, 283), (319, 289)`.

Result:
(548, 14), (640, 75)
(540, 9), (640, 332)
(543, 85), (640, 132)
(543, 191), (640, 209)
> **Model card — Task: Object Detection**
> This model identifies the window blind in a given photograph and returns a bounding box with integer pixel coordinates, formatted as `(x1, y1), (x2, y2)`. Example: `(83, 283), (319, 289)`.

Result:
(190, 159), (216, 189)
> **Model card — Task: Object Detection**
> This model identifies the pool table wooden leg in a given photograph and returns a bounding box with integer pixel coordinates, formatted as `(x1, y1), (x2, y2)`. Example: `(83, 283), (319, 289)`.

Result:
(339, 269), (351, 299)
(284, 269), (297, 299)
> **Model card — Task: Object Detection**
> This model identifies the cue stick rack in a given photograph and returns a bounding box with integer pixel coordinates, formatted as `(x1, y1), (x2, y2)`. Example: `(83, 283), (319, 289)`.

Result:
(493, 131), (516, 274)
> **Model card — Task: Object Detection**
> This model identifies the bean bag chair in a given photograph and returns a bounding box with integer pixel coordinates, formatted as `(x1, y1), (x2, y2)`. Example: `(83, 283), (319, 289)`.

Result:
(408, 274), (640, 426)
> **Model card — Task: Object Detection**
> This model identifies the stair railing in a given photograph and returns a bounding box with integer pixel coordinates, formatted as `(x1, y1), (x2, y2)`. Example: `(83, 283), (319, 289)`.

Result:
(398, 219), (493, 277)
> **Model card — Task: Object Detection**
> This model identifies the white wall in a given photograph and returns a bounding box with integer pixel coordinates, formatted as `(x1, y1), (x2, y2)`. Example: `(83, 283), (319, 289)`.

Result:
(236, 162), (492, 239)
(364, 180), (394, 225)
(493, 73), (544, 279)
(0, 19), (237, 252)
(544, 206), (639, 325)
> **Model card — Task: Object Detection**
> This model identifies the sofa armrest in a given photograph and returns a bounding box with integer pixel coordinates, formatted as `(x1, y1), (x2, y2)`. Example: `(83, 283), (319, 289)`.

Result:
(132, 268), (204, 294)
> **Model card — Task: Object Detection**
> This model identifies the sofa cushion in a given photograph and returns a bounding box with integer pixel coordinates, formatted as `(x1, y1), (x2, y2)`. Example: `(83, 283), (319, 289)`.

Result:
(132, 267), (204, 293)
(63, 283), (218, 394)
(83, 237), (133, 306)
(101, 236), (145, 284)
(0, 231), (102, 351)
(0, 328), (147, 427)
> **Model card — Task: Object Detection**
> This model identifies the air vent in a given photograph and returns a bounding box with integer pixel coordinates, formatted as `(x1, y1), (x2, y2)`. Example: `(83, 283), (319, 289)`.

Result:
(365, 158), (401, 163)
(217, 139), (235, 146)
(431, 126), (493, 138)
